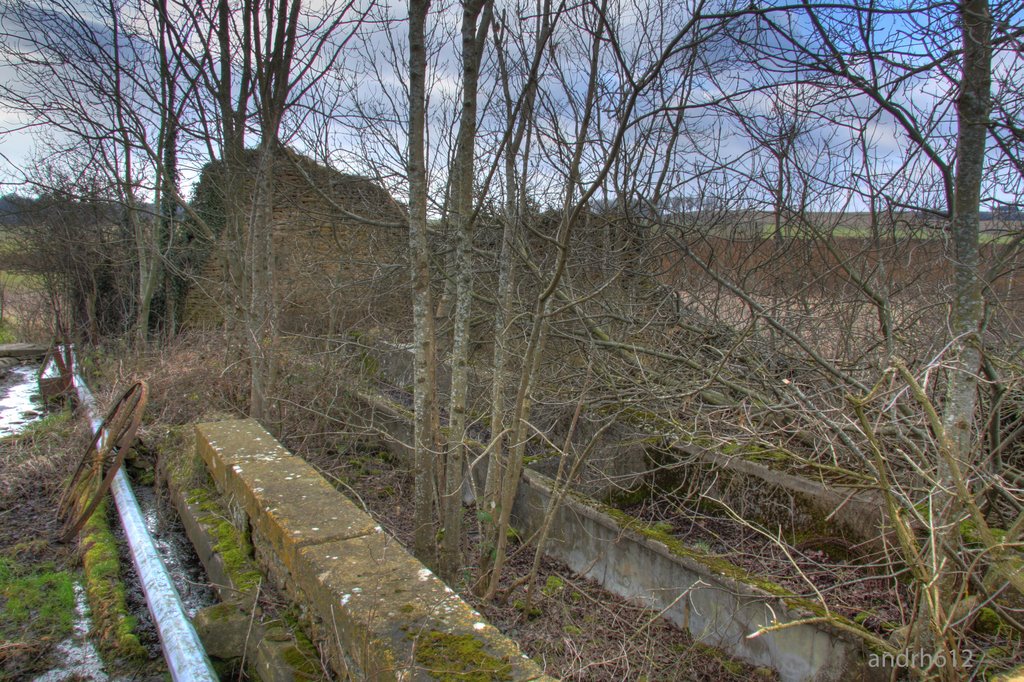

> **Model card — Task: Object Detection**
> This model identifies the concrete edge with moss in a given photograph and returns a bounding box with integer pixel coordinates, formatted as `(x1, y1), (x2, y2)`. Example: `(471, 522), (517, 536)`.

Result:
(195, 419), (556, 682)
(512, 467), (890, 682)
(158, 426), (347, 680)
(346, 385), (891, 682)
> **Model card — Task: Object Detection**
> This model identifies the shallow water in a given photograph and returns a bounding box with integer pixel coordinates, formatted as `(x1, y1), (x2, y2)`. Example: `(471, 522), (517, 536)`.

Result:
(135, 485), (217, 618)
(0, 364), (45, 436)
(112, 484), (217, 664)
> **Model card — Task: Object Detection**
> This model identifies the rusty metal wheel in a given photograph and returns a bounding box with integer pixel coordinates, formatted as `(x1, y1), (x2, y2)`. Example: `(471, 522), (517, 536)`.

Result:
(57, 381), (148, 543)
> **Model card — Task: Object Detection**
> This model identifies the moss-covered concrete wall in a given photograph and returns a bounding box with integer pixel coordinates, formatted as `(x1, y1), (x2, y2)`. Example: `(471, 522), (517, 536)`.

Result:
(341, 384), (890, 682)
(195, 419), (553, 681)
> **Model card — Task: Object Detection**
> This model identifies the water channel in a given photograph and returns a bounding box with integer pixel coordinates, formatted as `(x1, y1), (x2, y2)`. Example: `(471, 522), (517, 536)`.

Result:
(0, 361), (216, 681)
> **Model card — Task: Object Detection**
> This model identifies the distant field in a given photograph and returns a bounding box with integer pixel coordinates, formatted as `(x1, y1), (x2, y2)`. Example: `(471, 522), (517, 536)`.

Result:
(756, 224), (926, 240)
(700, 213), (1022, 244)
(753, 225), (1022, 244)
(0, 271), (41, 292)
(0, 270), (47, 341)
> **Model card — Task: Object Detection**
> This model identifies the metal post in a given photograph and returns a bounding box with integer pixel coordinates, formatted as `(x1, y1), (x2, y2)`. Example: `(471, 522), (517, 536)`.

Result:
(73, 371), (219, 682)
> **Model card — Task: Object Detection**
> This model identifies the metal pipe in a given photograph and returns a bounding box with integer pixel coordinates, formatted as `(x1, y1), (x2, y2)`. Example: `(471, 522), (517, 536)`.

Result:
(72, 370), (219, 682)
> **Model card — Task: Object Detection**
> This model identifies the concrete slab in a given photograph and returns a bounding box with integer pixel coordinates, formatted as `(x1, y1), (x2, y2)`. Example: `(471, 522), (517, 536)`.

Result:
(197, 419), (293, 488)
(0, 342), (48, 359)
(513, 468), (884, 682)
(198, 421), (380, 571)
(195, 419), (554, 681)
(293, 532), (540, 681)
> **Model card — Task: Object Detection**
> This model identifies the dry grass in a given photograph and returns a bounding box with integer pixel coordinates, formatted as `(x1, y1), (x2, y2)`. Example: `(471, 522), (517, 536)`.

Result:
(0, 409), (83, 545)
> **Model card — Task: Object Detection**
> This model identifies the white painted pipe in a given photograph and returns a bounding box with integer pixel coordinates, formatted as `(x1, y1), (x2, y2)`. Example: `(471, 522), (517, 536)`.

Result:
(72, 369), (219, 682)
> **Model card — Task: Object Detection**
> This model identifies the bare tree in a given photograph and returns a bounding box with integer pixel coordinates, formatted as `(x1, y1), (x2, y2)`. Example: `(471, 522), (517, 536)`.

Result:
(439, 0), (495, 581)
(407, 0), (442, 562)
(0, 0), (169, 341)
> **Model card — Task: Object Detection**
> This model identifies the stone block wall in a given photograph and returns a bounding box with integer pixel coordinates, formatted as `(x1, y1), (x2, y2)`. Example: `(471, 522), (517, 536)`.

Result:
(183, 150), (409, 337)
(195, 419), (553, 681)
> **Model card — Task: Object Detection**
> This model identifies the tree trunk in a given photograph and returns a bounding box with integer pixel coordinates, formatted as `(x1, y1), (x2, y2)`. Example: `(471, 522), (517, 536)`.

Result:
(409, 0), (441, 565)
(248, 139), (278, 421)
(918, 0), (991, 666)
(441, 0), (494, 582)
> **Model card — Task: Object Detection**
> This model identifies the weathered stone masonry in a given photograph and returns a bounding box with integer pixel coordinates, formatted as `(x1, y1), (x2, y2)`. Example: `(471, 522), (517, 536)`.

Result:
(195, 419), (553, 681)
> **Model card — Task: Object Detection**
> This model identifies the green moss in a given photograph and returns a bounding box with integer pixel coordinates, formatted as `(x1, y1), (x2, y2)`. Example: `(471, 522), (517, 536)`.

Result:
(975, 607), (1004, 636)
(0, 556), (75, 642)
(413, 631), (513, 681)
(542, 575), (564, 597)
(743, 448), (790, 465)
(185, 482), (262, 594)
(186, 486), (212, 506)
(161, 423), (264, 595)
(278, 627), (322, 681)
(208, 518), (262, 593)
(80, 500), (145, 658)
(960, 519), (1008, 546)
(274, 604), (324, 671)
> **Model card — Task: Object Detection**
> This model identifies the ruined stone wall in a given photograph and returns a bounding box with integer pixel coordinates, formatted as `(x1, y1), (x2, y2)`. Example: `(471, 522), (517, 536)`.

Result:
(183, 149), (409, 337)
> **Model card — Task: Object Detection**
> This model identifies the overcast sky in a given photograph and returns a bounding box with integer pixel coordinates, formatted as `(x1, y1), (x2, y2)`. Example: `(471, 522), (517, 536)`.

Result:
(1, 0), (1021, 214)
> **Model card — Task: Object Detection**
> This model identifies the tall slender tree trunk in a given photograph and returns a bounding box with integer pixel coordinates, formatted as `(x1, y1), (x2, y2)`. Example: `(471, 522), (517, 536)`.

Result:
(918, 0), (991, 667)
(248, 138), (278, 420)
(477, 1), (552, 595)
(409, 0), (441, 565)
(214, 0), (253, 363)
(441, 0), (494, 582)
(106, 0), (153, 346)
(940, 0), (990, 507)
(156, 0), (179, 337)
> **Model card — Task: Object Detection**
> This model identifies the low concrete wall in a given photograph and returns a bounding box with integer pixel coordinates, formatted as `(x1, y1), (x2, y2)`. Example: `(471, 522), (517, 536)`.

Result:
(161, 473), (323, 681)
(513, 469), (886, 682)
(195, 419), (553, 681)
(342, 387), (889, 682)
(668, 445), (888, 547)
